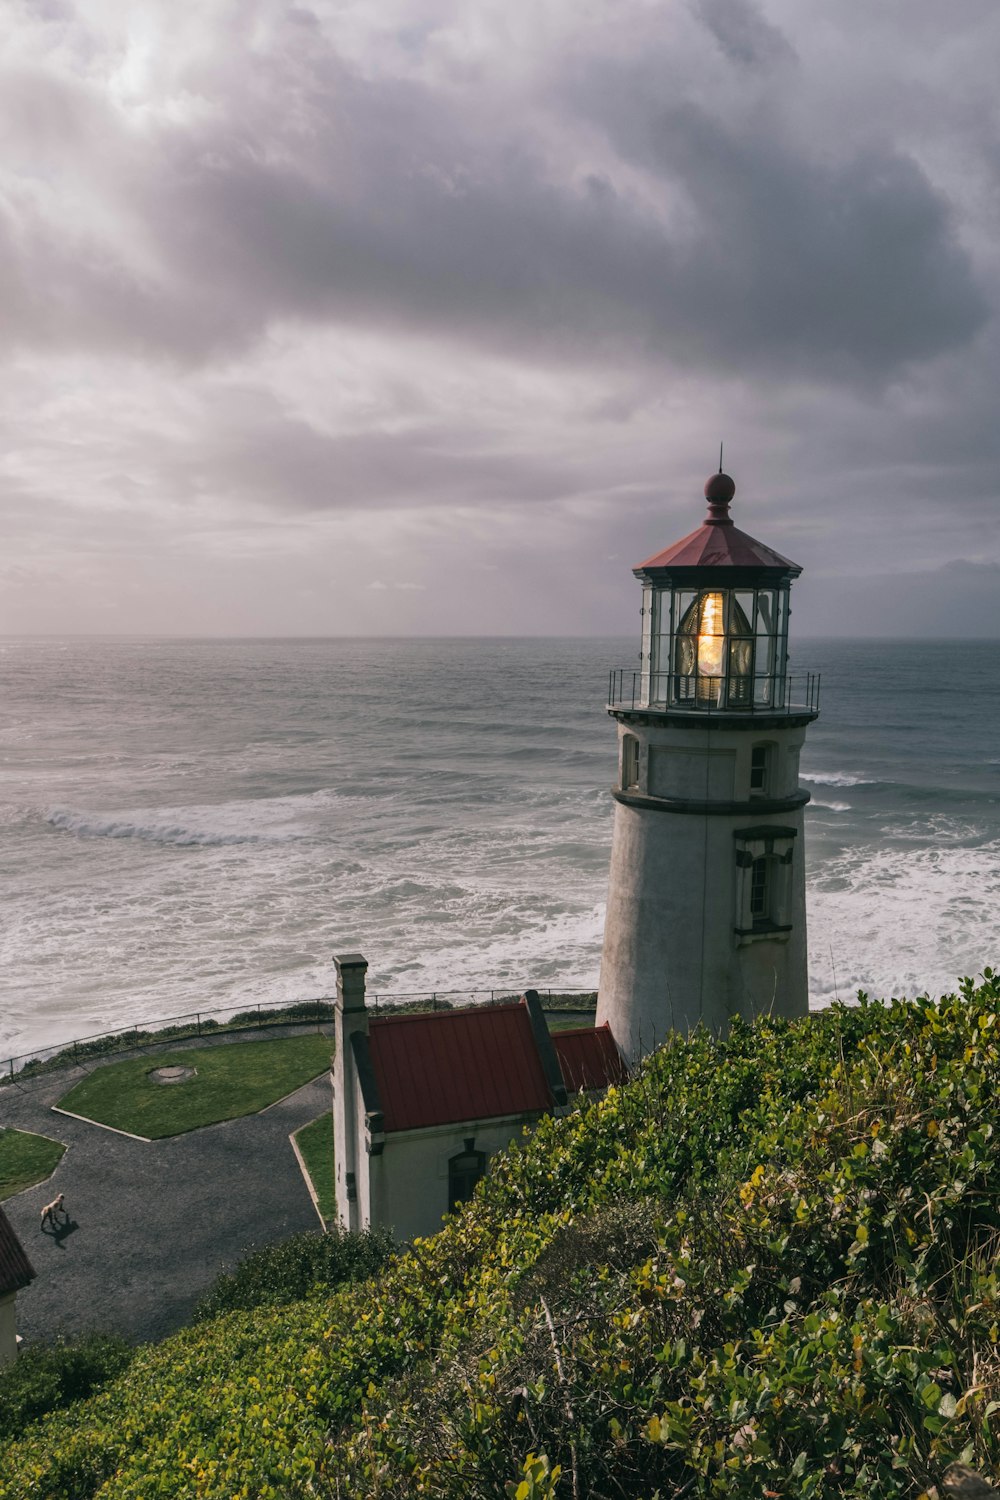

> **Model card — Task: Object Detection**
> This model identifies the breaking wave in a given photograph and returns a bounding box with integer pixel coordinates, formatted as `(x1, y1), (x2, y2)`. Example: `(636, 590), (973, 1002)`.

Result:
(803, 771), (874, 788)
(46, 806), (301, 848)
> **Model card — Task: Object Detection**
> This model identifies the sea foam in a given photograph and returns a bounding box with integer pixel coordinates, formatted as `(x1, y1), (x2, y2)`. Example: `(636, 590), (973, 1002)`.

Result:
(804, 771), (873, 787)
(46, 802), (308, 847)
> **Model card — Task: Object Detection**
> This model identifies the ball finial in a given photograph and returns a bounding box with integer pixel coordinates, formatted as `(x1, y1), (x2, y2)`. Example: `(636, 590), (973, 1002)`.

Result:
(704, 471), (735, 504)
(704, 470), (735, 523)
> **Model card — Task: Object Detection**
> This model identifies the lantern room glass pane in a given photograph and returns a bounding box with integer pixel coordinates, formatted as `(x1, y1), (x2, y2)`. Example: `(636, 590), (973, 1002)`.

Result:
(640, 585), (653, 704)
(650, 587), (673, 704)
(755, 631), (775, 681)
(755, 590), (776, 636)
(727, 638), (753, 706)
(729, 596), (753, 637)
(735, 592), (756, 633)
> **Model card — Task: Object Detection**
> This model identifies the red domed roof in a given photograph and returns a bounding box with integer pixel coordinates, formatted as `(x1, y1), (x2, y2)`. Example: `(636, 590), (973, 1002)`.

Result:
(635, 473), (801, 578)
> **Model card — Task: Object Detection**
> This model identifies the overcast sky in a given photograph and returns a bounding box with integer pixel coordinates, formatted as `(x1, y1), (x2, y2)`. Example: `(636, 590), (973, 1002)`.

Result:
(2, 0), (999, 637)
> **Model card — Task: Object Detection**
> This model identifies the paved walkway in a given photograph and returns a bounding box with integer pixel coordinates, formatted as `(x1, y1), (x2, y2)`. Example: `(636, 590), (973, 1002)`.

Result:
(0, 1028), (332, 1345)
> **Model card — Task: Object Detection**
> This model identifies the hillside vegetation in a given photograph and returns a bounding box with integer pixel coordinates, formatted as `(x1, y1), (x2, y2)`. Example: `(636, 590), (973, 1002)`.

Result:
(3, 974), (1000, 1499)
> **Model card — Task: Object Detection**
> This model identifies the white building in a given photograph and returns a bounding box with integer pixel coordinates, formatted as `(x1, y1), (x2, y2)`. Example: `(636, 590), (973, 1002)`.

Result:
(332, 954), (624, 1241)
(0, 1204), (35, 1368)
(597, 470), (819, 1065)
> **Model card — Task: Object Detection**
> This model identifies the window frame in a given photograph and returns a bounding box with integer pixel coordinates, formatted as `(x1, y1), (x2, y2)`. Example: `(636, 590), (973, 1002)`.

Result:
(749, 742), (773, 798)
(621, 733), (640, 790)
(733, 825), (796, 942)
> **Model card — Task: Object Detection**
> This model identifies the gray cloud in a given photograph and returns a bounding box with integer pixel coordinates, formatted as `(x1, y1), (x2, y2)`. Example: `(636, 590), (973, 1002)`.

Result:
(1, 0), (999, 636)
(173, 403), (584, 513)
(696, 0), (795, 68)
(0, 2), (987, 384)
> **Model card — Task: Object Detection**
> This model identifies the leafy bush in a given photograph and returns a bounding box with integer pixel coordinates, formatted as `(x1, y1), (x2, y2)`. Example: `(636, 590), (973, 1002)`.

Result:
(192, 1225), (395, 1320)
(0, 1333), (133, 1440)
(3, 974), (1000, 1499)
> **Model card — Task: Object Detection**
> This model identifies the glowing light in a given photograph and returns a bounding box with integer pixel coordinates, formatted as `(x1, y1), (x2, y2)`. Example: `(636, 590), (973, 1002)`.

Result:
(697, 592), (725, 678)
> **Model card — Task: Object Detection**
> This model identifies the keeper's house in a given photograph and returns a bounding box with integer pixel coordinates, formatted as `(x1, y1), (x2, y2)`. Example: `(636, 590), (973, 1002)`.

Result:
(0, 1204), (35, 1368)
(332, 954), (625, 1241)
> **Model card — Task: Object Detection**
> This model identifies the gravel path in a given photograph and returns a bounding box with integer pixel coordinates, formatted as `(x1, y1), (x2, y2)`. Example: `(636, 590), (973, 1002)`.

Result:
(0, 1028), (332, 1345)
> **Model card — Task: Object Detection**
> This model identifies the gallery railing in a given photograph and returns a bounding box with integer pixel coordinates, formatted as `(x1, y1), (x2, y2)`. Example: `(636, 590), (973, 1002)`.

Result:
(608, 668), (820, 717)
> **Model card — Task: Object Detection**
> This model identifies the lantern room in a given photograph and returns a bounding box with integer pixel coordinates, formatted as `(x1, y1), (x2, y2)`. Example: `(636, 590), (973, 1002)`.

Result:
(615, 471), (814, 715)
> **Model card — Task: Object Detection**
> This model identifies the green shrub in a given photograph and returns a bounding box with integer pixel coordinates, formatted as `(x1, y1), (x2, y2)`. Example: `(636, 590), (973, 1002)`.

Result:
(4, 974), (1000, 1499)
(192, 1225), (395, 1321)
(0, 1333), (133, 1440)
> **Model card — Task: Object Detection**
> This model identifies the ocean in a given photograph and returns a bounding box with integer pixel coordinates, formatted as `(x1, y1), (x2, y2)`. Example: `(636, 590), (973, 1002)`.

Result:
(1, 636), (998, 1061)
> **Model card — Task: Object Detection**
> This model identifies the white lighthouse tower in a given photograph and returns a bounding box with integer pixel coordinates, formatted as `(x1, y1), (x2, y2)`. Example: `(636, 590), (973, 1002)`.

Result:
(597, 469), (819, 1066)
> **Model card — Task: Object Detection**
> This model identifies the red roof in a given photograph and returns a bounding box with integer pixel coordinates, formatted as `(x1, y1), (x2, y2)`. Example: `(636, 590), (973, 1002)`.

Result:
(553, 1024), (627, 1093)
(0, 1205), (35, 1297)
(636, 473), (801, 577)
(369, 1002), (553, 1132)
(637, 519), (800, 575)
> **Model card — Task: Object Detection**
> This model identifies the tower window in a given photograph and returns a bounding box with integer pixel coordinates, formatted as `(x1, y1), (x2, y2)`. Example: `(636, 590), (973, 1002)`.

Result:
(448, 1138), (486, 1213)
(621, 734), (640, 790)
(734, 825), (796, 941)
(750, 744), (772, 797)
(750, 857), (770, 922)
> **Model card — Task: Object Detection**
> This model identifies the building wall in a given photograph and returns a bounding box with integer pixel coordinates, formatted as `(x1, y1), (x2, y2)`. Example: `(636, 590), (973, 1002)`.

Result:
(598, 715), (811, 1065)
(0, 1292), (17, 1370)
(333, 956), (371, 1234)
(370, 1115), (539, 1242)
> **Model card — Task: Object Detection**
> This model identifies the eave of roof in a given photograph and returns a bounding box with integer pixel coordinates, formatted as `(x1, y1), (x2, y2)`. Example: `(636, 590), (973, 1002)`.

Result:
(636, 519), (801, 577)
(0, 1205), (36, 1296)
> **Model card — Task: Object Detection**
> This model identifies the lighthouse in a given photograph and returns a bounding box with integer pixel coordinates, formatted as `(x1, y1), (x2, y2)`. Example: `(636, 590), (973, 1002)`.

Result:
(596, 470), (819, 1065)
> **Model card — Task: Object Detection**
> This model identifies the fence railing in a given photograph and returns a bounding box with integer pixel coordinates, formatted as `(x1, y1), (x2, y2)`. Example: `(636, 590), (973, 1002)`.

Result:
(608, 668), (820, 717)
(1, 987), (599, 1086)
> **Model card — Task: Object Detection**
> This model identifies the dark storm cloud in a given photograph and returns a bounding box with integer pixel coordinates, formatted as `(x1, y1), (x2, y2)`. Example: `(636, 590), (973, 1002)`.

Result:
(129, 70), (991, 377)
(0, 3), (987, 383)
(562, 49), (987, 377)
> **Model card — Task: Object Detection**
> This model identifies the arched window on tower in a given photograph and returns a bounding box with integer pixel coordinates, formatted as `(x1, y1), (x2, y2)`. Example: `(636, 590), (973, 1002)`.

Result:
(448, 1138), (486, 1213)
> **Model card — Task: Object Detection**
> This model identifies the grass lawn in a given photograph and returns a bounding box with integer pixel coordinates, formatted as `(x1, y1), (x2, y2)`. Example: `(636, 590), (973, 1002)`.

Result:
(0, 1127), (66, 1200)
(56, 1035), (332, 1140)
(294, 1112), (335, 1225)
